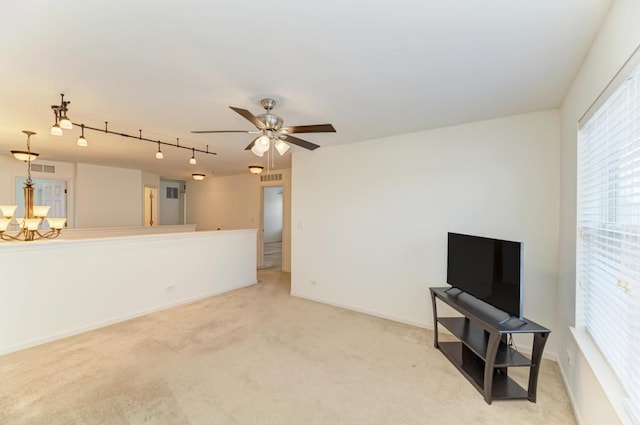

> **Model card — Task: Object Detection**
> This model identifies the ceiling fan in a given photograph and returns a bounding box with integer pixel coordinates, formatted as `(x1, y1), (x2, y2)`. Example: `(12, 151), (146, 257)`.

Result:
(191, 98), (336, 157)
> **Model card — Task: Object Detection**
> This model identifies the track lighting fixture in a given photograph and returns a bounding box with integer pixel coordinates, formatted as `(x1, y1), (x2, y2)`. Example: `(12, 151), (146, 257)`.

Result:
(155, 141), (163, 159)
(50, 113), (63, 136)
(45, 93), (217, 168)
(192, 173), (205, 181)
(51, 93), (72, 135)
(77, 124), (88, 147)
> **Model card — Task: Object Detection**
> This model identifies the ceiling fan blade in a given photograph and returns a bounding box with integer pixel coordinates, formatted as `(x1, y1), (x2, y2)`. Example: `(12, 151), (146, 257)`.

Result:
(229, 107), (266, 129)
(280, 124), (336, 134)
(191, 130), (253, 134)
(280, 134), (320, 150)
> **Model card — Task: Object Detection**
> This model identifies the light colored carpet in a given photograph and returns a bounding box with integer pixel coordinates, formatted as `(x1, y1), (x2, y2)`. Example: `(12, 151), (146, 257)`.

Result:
(0, 267), (575, 425)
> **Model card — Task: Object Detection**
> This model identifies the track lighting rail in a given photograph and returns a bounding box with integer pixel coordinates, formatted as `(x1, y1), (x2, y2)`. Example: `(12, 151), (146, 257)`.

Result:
(71, 121), (217, 156)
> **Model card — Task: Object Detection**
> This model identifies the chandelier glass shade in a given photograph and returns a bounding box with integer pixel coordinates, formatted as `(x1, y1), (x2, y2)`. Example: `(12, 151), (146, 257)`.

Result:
(0, 131), (66, 242)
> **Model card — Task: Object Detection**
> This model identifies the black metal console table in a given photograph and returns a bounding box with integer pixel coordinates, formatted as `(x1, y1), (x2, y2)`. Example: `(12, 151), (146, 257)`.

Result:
(429, 287), (550, 404)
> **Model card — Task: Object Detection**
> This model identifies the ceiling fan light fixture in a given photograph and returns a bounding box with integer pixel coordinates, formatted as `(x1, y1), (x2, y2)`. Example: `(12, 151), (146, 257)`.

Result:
(256, 134), (270, 148)
(274, 139), (290, 155)
(251, 144), (265, 157)
(248, 165), (264, 174)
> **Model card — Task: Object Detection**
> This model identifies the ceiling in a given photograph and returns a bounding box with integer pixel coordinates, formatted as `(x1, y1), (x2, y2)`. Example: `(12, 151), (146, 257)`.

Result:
(0, 0), (612, 179)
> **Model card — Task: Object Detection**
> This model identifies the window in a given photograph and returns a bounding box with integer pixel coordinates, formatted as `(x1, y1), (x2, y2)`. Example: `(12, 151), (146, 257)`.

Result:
(577, 60), (640, 424)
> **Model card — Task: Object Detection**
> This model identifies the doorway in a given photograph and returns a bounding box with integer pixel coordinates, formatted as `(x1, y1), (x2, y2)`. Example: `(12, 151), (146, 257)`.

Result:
(262, 186), (283, 269)
(144, 186), (158, 226)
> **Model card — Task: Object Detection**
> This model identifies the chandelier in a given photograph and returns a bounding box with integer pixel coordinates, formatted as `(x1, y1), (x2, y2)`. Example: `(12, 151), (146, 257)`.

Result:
(0, 131), (66, 242)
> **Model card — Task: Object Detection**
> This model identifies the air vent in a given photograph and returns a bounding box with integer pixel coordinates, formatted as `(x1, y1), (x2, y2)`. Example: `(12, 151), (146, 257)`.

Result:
(30, 164), (56, 174)
(260, 173), (282, 182)
(166, 187), (179, 199)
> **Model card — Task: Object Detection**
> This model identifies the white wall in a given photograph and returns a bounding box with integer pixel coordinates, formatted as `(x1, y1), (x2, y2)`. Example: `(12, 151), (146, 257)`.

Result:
(76, 163), (142, 228)
(263, 186), (283, 243)
(558, 1), (640, 424)
(187, 173), (260, 230)
(186, 170), (293, 272)
(141, 171), (160, 190)
(291, 110), (560, 354)
(0, 229), (257, 355)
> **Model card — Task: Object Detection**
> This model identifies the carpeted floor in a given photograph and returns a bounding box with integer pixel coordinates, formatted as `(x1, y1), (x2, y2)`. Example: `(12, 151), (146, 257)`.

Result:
(0, 266), (575, 425)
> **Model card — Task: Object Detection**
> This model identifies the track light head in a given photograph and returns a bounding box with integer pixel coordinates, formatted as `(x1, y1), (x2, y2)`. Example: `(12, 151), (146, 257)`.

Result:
(77, 124), (87, 147)
(156, 141), (163, 159)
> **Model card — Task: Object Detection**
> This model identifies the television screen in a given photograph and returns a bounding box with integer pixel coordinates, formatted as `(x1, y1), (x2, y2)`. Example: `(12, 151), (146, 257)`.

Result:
(447, 232), (523, 318)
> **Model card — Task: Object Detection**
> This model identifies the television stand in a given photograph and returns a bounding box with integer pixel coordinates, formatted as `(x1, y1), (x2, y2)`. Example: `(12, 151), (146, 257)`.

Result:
(499, 316), (528, 326)
(429, 287), (550, 404)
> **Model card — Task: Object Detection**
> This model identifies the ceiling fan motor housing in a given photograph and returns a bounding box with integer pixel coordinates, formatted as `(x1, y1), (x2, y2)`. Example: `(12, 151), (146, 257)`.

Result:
(257, 113), (283, 130)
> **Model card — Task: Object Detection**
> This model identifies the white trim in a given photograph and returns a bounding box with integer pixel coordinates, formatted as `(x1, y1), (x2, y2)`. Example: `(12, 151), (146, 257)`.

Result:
(291, 290), (429, 329)
(557, 355), (585, 425)
(578, 43), (640, 126)
(570, 327), (634, 425)
(291, 291), (558, 361)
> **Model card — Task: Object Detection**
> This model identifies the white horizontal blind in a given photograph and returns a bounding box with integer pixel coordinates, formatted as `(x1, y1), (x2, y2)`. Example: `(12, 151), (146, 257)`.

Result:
(578, 62), (640, 424)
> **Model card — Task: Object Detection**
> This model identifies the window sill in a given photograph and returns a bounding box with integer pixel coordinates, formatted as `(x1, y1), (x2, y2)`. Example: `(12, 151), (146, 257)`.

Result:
(570, 327), (634, 425)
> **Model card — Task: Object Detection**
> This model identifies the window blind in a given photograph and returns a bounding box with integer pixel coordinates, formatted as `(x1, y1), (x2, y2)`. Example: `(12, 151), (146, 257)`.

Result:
(578, 62), (640, 424)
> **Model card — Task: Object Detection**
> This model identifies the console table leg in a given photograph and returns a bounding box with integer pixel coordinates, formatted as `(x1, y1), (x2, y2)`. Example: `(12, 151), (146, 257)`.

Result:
(527, 332), (549, 402)
(430, 291), (439, 348)
(484, 331), (501, 404)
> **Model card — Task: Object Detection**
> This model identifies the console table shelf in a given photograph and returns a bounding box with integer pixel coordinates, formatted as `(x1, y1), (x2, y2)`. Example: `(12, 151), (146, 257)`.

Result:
(430, 287), (550, 404)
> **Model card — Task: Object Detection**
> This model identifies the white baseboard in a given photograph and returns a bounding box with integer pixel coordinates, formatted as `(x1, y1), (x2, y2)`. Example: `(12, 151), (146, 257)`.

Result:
(557, 359), (583, 425)
(290, 291), (430, 329)
(290, 290), (557, 361)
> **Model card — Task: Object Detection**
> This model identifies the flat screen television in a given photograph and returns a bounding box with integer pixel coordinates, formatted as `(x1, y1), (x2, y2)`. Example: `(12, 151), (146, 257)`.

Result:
(447, 232), (523, 319)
